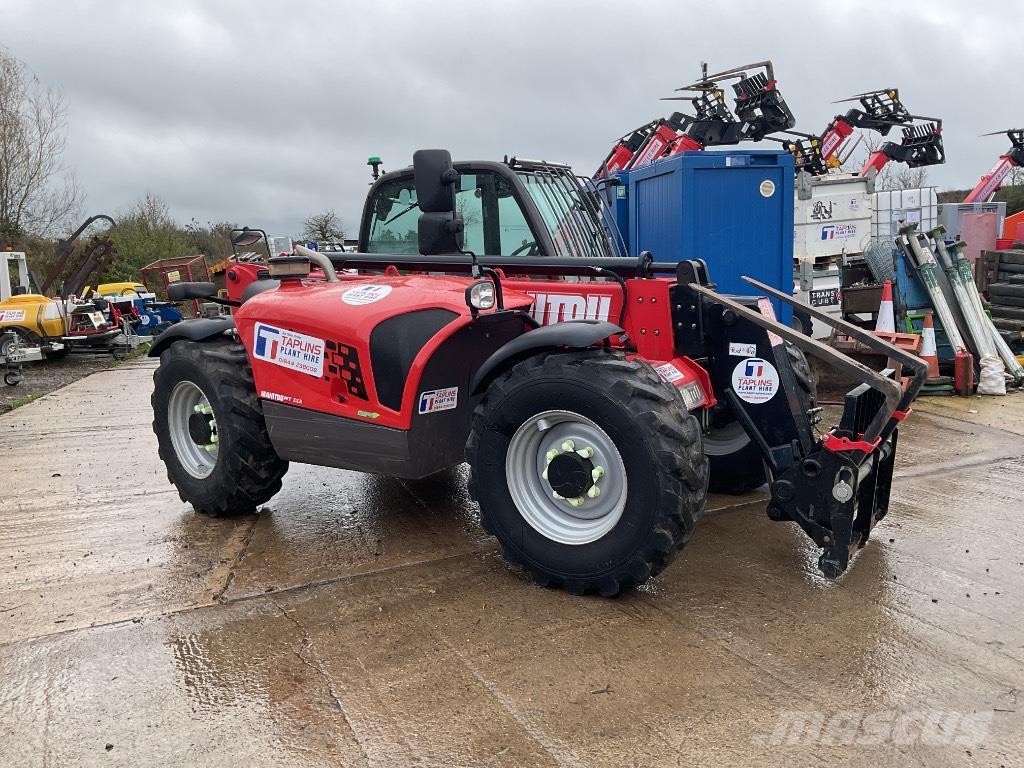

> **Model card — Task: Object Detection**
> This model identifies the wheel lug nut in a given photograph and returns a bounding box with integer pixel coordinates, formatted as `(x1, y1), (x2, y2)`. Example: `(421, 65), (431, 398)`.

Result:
(542, 469), (548, 480)
(552, 491), (563, 500)
(592, 467), (604, 481)
(576, 447), (594, 459)
(587, 486), (600, 499)
(567, 496), (583, 507)
(546, 449), (559, 462)
(561, 440), (575, 452)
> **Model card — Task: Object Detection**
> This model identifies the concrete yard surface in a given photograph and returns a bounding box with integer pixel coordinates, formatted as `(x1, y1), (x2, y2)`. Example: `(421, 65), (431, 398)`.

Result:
(1, 360), (1023, 766)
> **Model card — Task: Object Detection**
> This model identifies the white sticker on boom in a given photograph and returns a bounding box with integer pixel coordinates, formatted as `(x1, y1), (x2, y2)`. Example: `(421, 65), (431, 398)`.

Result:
(342, 284), (392, 306)
(418, 387), (458, 414)
(1, 309), (26, 322)
(654, 362), (683, 383)
(253, 322), (325, 377)
(732, 357), (779, 404)
(728, 342), (757, 357)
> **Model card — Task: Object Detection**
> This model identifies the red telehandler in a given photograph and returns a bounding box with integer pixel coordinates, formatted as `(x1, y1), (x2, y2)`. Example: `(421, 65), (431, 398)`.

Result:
(595, 61), (796, 177)
(779, 88), (945, 178)
(964, 129), (1024, 203)
(149, 149), (925, 595)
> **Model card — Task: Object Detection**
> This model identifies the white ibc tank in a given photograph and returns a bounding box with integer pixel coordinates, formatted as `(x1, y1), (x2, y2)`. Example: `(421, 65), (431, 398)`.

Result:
(872, 187), (938, 239)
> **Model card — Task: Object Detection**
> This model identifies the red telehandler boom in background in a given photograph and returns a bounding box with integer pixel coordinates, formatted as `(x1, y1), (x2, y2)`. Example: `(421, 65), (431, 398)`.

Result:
(964, 129), (1024, 203)
(778, 88), (944, 178)
(595, 61), (796, 177)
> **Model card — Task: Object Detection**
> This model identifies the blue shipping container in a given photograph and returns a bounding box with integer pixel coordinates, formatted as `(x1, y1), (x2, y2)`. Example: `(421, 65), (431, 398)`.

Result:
(625, 150), (795, 323)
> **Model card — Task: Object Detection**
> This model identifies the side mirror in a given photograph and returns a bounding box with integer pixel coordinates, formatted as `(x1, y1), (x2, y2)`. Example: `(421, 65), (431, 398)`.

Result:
(413, 149), (465, 255)
(418, 212), (464, 256)
(413, 149), (459, 213)
(167, 282), (216, 300)
(231, 228), (264, 247)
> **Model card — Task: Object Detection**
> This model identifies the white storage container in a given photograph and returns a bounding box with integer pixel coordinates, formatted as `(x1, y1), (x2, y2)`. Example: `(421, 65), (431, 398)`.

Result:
(873, 187), (938, 240)
(794, 174), (874, 264)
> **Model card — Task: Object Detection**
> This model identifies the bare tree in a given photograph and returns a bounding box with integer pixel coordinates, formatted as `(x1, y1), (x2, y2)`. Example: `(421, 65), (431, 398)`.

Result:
(301, 209), (345, 242)
(0, 49), (83, 241)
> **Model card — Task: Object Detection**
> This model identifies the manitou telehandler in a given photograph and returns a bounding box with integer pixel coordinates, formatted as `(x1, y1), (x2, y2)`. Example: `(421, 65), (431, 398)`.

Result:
(150, 150), (925, 596)
(963, 129), (1024, 203)
(779, 88), (945, 178)
(595, 61), (795, 177)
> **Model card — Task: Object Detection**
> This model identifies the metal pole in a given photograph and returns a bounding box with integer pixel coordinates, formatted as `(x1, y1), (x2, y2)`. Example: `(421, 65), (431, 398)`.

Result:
(924, 233), (994, 359)
(898, 229), (967, 353)
(942, 239), (1024, 384)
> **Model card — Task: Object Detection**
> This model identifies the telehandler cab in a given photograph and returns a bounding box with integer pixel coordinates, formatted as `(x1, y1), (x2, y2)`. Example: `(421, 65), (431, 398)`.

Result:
(150, 149), (925, 595)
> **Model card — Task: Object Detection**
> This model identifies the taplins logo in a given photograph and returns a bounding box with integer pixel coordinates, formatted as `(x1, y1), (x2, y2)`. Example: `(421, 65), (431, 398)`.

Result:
(252, 323), (325, 377)
(254, 324), (281, 359)
(820, 223), (857, 240)
(418, 387), (459, 414)
(731, 357), (780, 404)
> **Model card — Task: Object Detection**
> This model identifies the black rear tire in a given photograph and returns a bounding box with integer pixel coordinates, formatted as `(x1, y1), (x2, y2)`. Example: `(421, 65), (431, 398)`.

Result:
(466, 350), (708, 596)
(705, 344), (817, 494)
(152, 339), (288, 516)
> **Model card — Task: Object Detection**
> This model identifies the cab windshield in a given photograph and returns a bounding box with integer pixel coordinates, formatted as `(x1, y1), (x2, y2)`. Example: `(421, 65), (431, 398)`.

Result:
(365, 163), (620, 259)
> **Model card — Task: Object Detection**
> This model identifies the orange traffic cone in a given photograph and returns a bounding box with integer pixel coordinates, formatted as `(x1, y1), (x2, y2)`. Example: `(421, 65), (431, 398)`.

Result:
(920, 311), (940, 378)
(875, 280), (895, 333)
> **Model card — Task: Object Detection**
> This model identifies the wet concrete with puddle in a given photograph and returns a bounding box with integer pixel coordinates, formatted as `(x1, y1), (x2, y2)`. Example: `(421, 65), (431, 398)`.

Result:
(1, 361), (1022, 766)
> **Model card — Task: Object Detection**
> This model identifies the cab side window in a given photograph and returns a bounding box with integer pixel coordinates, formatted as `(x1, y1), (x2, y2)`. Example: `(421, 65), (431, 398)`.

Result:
(365, 171), (536, 256)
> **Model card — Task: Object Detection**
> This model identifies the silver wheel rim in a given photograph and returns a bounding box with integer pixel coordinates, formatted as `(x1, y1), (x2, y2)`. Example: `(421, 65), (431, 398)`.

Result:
(505, 410), (627, 546)
(168, 380), (219, 479)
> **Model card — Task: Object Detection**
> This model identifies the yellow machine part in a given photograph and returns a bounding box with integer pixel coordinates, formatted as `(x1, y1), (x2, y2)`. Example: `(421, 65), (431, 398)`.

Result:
(0, 294), (66, 340)
(94, 282), (148, 296)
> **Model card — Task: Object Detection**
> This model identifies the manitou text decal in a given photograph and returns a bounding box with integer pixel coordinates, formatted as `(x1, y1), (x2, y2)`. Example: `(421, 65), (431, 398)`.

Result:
(820, 223), (857, 240)
(732, 357), (780, 404)
(418, 387), (458, 414)
(259, 390), (304, 406)
(526, 293), (612, 325)
(342, 284), (392, 305)
(1, 309), (26, 322)
(253, 322), (325, 377)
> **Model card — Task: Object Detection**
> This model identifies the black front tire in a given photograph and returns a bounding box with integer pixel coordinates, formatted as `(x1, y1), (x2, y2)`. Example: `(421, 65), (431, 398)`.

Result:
(705, 344), (817, 494)
(152, 339), (288, 516)
(466, 350), (708, 596)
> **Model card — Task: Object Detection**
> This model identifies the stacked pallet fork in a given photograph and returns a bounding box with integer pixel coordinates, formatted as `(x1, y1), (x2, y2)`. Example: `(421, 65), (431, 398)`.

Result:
(979, 247), (1024, 361)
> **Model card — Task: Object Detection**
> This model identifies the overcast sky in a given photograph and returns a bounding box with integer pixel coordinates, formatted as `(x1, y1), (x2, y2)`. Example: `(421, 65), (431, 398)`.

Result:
(2, 0), (1022, 238)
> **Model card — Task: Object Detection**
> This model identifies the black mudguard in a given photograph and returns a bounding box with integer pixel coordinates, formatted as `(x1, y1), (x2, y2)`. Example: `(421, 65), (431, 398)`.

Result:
(148, 317), (235, 357)
(470, 319), (625, 394)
